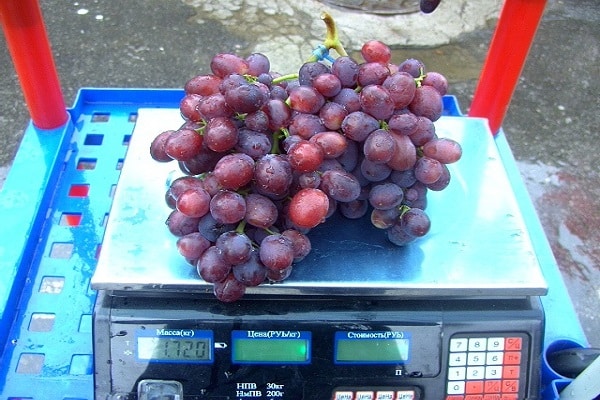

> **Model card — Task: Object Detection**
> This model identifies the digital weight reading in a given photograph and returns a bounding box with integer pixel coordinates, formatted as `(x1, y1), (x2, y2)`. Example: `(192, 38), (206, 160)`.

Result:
(136, 329), (213, 363)
(335, 331), (411, 364)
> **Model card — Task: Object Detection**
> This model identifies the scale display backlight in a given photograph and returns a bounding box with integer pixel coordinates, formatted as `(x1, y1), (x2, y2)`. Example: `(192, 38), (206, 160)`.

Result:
(335, 331), (411, 364)
(232, 330), (311, 364)
(136, 329), (213, 363)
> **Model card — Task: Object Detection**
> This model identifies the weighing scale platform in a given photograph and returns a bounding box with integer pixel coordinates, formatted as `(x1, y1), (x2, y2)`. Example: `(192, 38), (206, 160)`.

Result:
(0, 89), (589, 400)
(92, 108), (547, 299)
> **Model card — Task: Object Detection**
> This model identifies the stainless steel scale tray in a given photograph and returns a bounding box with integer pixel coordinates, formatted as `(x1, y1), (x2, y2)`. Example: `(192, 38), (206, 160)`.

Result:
(91, 108), (547, 298)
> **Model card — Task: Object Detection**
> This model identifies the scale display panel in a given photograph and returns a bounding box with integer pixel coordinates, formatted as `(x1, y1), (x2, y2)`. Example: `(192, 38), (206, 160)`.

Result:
(334, 331), (411, 364)
(136, 329), (213, 363)
(231, 330), (311, 364)
(93, 295), (544, 399)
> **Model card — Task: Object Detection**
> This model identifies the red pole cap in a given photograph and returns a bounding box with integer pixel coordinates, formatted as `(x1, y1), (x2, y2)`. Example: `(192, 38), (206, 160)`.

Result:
(0, 0), (68, 129)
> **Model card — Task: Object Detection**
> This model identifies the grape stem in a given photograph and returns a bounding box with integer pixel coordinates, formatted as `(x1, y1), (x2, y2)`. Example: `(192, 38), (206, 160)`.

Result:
(235, 219), (247, 235)
(264, 227), (277, 235)
(270, 129), (288, 154)
(414, 67), (427, 87)
(194, 119), (207, 135)
(307, 12), (348, 62)
(272, 73), (299, 85)
(398, 204), (411, 218)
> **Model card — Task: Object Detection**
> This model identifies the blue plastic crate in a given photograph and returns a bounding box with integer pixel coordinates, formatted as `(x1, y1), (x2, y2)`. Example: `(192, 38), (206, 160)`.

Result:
(0, 89), (589, 399)
(0, 89), (182, 399)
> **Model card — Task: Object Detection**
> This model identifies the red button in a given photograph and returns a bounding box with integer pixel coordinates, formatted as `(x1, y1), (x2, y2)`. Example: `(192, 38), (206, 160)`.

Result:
(466, 381), (484, 394)
(484, 380), (501, 393)
(500, 395), (518, 400)
(504, 352), (521, 365)
(446, 396), (464, 400)
(505, 337), (522, 351)
(483, 395), (501, 400)
(465, 396), (483, 400)
(502, 366), (520, 379)
(502, 380), (519, 393)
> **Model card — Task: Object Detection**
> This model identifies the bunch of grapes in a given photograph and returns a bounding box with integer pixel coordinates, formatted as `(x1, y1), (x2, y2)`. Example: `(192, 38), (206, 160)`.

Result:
(149, 37), (461, 302)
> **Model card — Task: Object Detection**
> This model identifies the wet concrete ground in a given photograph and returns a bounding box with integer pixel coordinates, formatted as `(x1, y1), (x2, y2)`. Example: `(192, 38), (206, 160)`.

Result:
(1, 0), (598, 346)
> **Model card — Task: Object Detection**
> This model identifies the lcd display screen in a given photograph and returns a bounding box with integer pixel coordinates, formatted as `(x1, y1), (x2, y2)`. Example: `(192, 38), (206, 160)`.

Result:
(335, 331), (410, 364)
(232, 330), (311, 364)
(136, 330), (213, 363)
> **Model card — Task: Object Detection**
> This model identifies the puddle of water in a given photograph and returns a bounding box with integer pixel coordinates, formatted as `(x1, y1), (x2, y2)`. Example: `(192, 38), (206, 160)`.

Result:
(518, 160), (599, 278)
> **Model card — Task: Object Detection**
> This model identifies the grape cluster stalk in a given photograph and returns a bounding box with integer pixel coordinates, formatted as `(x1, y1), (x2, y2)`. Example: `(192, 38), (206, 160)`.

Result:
(149, 13), (462, 302)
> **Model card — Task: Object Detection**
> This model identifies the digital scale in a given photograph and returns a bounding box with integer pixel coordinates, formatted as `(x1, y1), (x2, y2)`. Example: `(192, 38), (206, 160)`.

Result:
(91, 108), (548, 400)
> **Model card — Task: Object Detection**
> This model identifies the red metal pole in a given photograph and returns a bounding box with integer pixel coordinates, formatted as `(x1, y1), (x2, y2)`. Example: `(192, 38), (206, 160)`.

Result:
(468, 0), (547, 135)
(0, 0), (68, 129)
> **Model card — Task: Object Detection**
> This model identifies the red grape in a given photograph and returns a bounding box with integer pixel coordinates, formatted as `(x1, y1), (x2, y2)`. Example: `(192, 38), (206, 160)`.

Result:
(244, 193), (278, 229)
(414, 156), (443, 184)
(357, 62), (390, 87)
(422, 138), (462, 164)
(210, 190), (246, 224)
(383, 72), (417, 109)
(409, 85), (443, 121)
(210, 53), (249, 78)
(361, 40), (391, 64)
(331, 56), (359, 88)
(363, 129), (395, 163)
(150, 130), (174, 162)
(213, 153), (255, 190)
(176, 232), (211, 262)
(422, 71), (448, 96)
(282, 229), (312, 262)
(254, 154), (293, 199)
(165, 128), (203, 161)
(319, 102), (348, 131)
(197, 246), (231, 283)
(398, 58), (424, 78)
(184, 74), (222, 96)
(246, 53), (270, 76)
(401, 208), (431, 237)
(213, 273), (246, 302)
(309, 131), (347, 159)
(368, 182), (404, 210)
(312, 73), (342, 98)
(320, 169), (361, 202)
(359, 85), (395, 120)
(387, 134), (417, 171)
(259, 234), (295, 271)
(179, 94), (203, 122)
(288, 188), (329, 229)
(341, 111), (379, 142)
(216, 231), (253, 265)
(287, 140), (325, 173)
(288, 85), (326, 114)
(204, 117), (238, 153)
(166, 210), (200, 237)
(176, 188), (211, 218)
(232, 250), (267, 287)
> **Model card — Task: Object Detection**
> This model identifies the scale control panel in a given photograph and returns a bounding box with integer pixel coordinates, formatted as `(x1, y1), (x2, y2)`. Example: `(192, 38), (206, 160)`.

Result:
(445, 334), (529, 400)
(93, 295), (543, 400)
